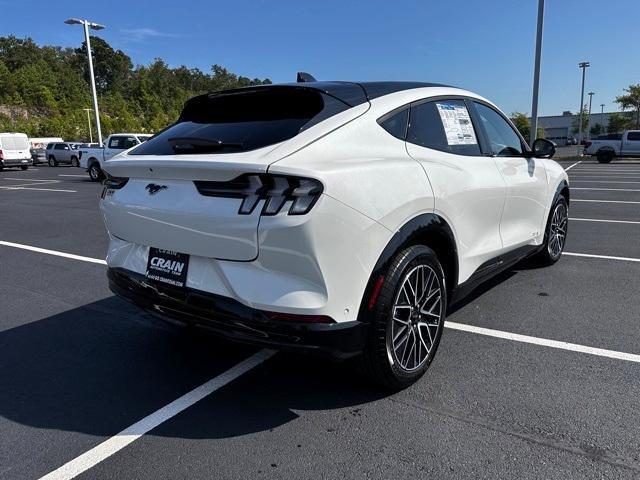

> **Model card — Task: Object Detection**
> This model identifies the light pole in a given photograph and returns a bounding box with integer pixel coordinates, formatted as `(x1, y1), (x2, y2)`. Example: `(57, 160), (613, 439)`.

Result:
(587, 91), (594, 140)
(600, 103), (606, 134)
(65, 18), (105, 146)
(83, 108), (93, 143)
(530, 0), (545, 145)
(577, 61), (590, 154)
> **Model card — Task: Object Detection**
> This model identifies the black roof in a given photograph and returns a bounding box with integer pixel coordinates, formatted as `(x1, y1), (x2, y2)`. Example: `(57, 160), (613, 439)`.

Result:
(205, 81), (452, 108)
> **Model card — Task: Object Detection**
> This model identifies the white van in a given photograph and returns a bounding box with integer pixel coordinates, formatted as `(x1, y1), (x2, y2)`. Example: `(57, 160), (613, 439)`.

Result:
(0, 133), (31, 170)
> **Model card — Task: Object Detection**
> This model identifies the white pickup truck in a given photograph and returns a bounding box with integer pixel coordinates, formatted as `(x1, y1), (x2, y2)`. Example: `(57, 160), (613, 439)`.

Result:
(79, 133), (152, 181)
(584, 130), (640, 163)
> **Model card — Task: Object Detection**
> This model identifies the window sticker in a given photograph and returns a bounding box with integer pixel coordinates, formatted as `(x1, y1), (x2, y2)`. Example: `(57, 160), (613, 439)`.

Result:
(435, 103), (478, 146)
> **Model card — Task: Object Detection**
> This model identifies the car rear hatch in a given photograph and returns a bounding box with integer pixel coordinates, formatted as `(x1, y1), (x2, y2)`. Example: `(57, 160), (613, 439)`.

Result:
(101, 84), (368, 261)
(1, 136), (30, 160)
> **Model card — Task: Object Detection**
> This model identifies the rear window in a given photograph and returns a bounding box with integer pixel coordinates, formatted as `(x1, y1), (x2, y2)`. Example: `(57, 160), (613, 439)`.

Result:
(130, 87), (351, 156)
(628, 132), (640, 141)
(1, 136), (29, 150)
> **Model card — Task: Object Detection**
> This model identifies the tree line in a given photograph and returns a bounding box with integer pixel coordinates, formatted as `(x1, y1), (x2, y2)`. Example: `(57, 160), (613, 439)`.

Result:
(0, 35), (271, 141)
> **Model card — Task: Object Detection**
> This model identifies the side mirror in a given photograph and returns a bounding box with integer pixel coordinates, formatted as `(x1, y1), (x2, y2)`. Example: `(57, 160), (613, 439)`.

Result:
(532, 138), (555, 159)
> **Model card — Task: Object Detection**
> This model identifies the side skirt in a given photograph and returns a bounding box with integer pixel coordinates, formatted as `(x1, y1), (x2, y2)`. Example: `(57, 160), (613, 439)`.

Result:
(449, 244), (540, 306)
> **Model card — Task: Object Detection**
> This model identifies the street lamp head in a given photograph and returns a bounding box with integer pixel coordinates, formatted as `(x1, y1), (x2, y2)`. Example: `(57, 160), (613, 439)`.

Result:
(64, 18), (106, 30)
(578, 61), (590, 68)
(588, 92), (595, 96)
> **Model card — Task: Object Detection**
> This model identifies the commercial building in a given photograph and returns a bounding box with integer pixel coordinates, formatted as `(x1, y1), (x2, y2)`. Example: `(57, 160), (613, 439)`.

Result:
(537, 111), (618, 145)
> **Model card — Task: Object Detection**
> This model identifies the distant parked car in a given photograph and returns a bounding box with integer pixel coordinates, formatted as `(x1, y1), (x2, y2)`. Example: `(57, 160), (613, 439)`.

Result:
(584, 130), (640, 163)
(45, 142), (81, 167)
(0, 132), (31, 170)
(79, 133), (153, 181)
(29, 137), (64, 165)
(565, 137), (577, 145)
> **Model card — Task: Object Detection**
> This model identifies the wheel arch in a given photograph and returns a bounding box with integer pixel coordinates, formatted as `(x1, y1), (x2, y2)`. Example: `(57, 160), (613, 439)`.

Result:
(357, 213), (458, 322)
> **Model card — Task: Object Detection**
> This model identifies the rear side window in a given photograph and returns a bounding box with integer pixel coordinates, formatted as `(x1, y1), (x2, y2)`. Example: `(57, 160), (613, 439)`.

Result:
(55, 143), (66, 150)
(379, 108), (409, 140)
(130, 87), (351, 156)
(407, 100), (481, 156)
(628, 132), (640, 141)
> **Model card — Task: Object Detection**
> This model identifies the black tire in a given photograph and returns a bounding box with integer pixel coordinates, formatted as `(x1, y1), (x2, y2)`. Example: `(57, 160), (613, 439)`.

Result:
(88, 162), (103, 182)
(359, 245), (446, 389)
(533, 195), (568, 266)
(20, 165), (28, 171)
(597, 150), (613, 163)
(71, 156), (79, 168)
(48, 156), (58, 167)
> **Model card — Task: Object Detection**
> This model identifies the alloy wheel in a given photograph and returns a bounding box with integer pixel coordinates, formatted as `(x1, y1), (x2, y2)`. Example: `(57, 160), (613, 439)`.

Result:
(548, 202), (568, 258)
(390, 264), (443, 372)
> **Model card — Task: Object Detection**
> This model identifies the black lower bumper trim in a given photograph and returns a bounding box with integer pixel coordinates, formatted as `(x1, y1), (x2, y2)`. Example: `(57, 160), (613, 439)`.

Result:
(108, 268), (367, 360)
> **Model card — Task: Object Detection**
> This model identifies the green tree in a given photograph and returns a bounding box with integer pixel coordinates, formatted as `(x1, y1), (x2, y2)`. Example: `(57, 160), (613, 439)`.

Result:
(615, 84), (640, 129)
(606, 112), (632, 134)
(0, 35), (270, 139)
(571, 105), (589, 135)
(590, 123), (603, 137)
(510, 112), (545, 141)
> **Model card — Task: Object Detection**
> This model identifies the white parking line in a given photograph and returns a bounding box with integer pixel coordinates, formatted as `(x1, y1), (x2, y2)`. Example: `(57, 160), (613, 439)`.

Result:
(570, 180), (640, 184)
(39, 349), (276, 480)
(570, 217), (640, 225)
(0, 186), (77, 193)
(563, 252), (640, 263)
(446, 322), (640, 363)
(571, 187), (640, 192)
(0, 241), (106, 264)
(58, 174), (88, 178)
(572, 199), (640, 204)
(564, 161), (582, 171)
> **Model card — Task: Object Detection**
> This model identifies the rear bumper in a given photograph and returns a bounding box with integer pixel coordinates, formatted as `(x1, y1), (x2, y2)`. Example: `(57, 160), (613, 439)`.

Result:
(108, 267), (368, 360)
(1, 158), (30, 167)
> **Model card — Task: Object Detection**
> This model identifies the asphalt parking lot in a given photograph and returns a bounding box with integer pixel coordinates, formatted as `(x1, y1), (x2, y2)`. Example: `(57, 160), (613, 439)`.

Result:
(1, 160), (639, 480)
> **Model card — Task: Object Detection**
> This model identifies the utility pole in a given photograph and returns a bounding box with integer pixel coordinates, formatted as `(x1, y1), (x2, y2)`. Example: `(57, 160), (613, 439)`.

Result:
(530, 0), (545, 146)
(587, 92), (594, 140)
(577, 61), (590, 154)
(600, 103), (606, 134)
(83, 108), (93, 143)
(65, 18), (105, 146)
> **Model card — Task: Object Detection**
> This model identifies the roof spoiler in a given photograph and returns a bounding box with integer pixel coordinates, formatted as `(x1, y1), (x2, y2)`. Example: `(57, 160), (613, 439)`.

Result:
(296, 72), (317, 83)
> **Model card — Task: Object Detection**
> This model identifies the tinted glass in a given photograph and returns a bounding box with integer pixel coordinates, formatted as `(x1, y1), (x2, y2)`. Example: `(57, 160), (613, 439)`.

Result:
(109, 137), (124, 149)
(1, 137), (16, 150)
(627, 132), (640, 141)
(122, 137), (138, 149)
(130, 87), (349, 156)
(379, 108), (409, 140)
(474, 102), (524, 156)
(55, 143), (66, 150)
(407, 100), (481, 156)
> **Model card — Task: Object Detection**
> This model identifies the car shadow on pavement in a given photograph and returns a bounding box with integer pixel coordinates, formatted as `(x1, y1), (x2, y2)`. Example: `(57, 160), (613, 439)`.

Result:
(0, 297), (391, 440)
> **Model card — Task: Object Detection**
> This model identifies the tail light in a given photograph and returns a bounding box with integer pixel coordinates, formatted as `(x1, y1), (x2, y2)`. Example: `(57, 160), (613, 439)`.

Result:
(0, 149), (3, 160)
(103, 176), (129, 189)
(194, 174), (323, 216)
(584, 142), (592, 148)
(101, 176), (129, 198)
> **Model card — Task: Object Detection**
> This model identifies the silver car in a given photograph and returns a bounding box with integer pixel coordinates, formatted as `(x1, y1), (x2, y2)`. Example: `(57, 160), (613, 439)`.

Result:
(45, 142), (81, 167)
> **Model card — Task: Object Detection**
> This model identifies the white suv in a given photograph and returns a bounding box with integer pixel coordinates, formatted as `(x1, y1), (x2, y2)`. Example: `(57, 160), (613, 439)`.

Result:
(100, 80), (569, 388)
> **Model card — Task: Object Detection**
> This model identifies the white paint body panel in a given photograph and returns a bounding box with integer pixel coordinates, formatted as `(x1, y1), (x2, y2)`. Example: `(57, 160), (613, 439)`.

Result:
(101, 86), (568, 323)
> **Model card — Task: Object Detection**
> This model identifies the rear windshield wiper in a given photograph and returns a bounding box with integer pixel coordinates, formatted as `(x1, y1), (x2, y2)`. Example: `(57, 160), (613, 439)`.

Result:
(168, 137), (244, 153)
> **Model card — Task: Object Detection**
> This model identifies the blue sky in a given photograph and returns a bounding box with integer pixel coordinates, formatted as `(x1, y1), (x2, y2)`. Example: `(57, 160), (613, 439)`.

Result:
(2, 0), (639, 116)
